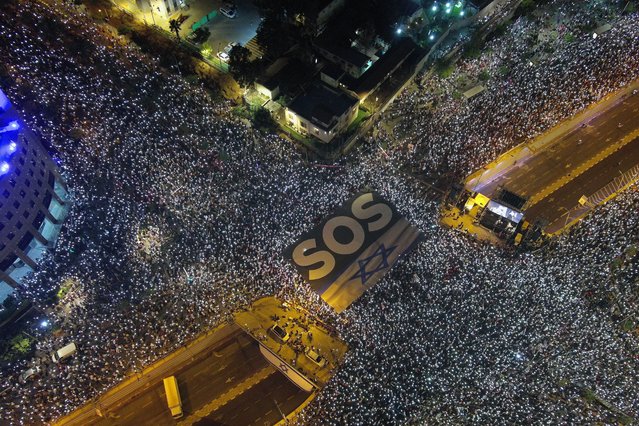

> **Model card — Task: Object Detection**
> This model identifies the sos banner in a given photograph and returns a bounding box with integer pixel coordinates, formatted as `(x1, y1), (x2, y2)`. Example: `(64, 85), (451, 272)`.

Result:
(285, 192), (423, 313)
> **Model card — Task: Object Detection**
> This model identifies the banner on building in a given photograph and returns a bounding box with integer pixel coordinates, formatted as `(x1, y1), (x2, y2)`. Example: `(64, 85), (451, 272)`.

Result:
(259, 344), (315, 392)
(285, 192), (423, 313)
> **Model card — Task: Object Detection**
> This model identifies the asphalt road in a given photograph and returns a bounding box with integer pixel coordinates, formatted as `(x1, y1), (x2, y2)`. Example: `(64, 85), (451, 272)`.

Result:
(478, 88), (639, 199)
(198, 373), (309, 426)
(526, 135), (639, 229)
(89, 329), (305, 426)
(200, 0), (261, 55)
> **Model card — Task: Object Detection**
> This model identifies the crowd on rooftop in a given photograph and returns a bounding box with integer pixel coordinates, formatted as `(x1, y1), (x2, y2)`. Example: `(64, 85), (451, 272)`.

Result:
(0, 0), (637, 424)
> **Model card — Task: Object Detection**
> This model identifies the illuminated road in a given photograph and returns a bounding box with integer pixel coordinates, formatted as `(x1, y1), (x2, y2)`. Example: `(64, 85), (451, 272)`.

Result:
(527, 135), (639, 231)
(197, 373), (310, 426)
(55, 324), (308, 426)
(91, 330), (307, 426)
(466, 83), (639, 233)
(474, 87), (639, 199)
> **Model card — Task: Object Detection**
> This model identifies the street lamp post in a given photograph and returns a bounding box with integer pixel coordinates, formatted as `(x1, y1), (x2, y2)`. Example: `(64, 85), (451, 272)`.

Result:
(271, 397), (287, 423)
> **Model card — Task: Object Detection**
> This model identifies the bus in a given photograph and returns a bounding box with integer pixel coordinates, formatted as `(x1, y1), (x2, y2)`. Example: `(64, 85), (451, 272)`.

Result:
(163, 376), (183, 419)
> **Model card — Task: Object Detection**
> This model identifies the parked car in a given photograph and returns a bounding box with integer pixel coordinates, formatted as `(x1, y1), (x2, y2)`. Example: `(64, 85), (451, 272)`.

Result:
(304, 347), (326, 367)
(216, 42), (238, 62)
(220, 3), (237, 19)
(19, 366), (41, 383)
(269, 324), (290, 343)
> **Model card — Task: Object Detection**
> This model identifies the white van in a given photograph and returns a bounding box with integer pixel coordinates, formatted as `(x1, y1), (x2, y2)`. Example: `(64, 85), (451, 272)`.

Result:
(19, 366), (41, 383)
(51, 342), (77, 363)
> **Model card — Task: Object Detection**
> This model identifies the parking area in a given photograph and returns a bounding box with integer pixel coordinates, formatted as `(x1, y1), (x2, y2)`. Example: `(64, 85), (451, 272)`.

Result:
(180, 0), (260, 58)
(199, 0), (260, 53)
(114, 0), (261, 61)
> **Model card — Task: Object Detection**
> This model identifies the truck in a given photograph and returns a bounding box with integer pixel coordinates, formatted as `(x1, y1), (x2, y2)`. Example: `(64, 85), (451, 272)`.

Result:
(163, 376), (183, 419)
(51, 342), (77, 363)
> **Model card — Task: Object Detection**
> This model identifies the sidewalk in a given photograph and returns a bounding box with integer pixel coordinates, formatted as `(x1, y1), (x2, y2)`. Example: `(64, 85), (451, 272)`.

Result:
(54, 323), (240, 426)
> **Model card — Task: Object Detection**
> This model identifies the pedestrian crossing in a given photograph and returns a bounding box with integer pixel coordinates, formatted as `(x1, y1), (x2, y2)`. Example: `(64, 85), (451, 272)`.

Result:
(244, 36), (265, 60)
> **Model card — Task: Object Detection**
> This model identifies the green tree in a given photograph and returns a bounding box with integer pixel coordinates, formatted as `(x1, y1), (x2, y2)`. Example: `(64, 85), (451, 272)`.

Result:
(228, 45), (260, 87)
(169, 19), (183, 41)
(515, 0), (538, 17)
(252, 107), (276, 131)
(497, 65), (511, 76)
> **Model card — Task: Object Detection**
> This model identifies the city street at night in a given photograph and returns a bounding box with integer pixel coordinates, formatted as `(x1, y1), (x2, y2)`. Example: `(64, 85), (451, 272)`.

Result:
(466, 82), (639, 233)
(1, 0), (639, 425)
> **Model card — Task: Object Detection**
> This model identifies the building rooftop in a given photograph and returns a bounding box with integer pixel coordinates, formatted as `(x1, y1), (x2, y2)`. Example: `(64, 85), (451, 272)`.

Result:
(256, 58), (313, 97)
(352, 37), (419, 97)
(316, 30), (371, 69)
(320, 63), (345, 81)
(288, 83), (359, 131)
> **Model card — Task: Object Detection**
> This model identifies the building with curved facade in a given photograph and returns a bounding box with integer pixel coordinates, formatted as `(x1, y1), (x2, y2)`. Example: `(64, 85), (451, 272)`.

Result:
(0, 88), (69, 301)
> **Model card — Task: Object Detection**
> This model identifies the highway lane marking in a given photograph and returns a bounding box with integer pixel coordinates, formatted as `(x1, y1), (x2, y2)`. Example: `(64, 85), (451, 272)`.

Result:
(178, 365), (276, 426)
(193, 370), (206, 378)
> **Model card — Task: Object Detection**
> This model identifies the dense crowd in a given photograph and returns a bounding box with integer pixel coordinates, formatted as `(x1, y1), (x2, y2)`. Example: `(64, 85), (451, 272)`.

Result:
(384, 0), (639, 179)
(0, 0), (637, 424)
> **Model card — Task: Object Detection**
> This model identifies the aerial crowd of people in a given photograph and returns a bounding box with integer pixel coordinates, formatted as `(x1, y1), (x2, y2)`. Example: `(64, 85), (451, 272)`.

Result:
(383, 0), (639, 180)
(0, 0), (638, 424)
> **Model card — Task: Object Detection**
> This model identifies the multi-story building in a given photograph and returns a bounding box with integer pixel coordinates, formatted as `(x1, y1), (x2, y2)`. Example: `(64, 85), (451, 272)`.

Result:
(292, 0), (346, 35)
(285, 83), (359, 143)
(0, 88), (69, 301)
(136, 0), (184, 19)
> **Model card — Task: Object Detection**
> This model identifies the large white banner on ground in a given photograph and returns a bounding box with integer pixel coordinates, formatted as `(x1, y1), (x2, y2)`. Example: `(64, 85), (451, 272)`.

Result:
(285, 192), (423, 313)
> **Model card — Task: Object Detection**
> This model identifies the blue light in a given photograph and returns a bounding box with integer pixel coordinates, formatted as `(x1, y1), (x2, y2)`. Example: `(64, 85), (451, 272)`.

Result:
(8, 141), (17, 152)
(432, 3), (438, 11)
(0, 120), (20, 133)
(40, 320), (49, 328)
(429, 33), (436, 41)
(0, 161), (9, 174)
(0, 89), (10, 110)
(396, 28), (402, 35)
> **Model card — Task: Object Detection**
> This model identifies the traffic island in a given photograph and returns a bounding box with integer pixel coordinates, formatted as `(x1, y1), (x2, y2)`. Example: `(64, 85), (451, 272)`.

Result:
(234, 296), (348, 392)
